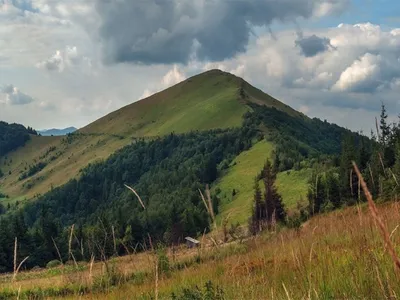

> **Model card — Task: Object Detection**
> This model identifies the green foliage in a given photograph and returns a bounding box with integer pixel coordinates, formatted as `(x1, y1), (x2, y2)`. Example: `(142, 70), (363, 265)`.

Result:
(19, 161), (47, 181)
(0, 127), (256, 272)
(0, 121), (37, 156)
(171, 281), (225, 300)
(304, 104), (400, 214)
(307, 170), (342, 215)
(214, 140), (274, 225)
(249, 160), (285, 234)
(157, 247), (170, 275)
(46, 260), (62, 268)
(244, 104), (358, 172)
(275, 168), (311, 208)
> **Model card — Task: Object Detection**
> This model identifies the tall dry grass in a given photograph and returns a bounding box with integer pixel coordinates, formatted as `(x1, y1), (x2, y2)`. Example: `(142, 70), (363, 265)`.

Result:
(353, 161), (400, 271)
(5, 170), (400, 299)
(86, 199), (400, 299)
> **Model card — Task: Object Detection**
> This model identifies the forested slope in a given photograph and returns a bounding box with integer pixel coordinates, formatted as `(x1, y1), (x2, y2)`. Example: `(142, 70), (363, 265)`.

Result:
(0, 121), (36, 157)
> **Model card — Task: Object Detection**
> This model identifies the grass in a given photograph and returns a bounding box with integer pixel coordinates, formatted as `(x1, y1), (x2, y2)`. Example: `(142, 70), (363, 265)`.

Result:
(0, 69), (294, 202)
(276, 168), (312, 209)
(214, 140), (311, 225)
(82, 202), (400, 299)
(4, 201), (400, 299)
(214, 139), (274, 225)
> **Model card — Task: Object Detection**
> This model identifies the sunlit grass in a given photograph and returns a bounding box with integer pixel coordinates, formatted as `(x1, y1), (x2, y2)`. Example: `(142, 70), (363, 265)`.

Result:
(214, 139), (274, 225)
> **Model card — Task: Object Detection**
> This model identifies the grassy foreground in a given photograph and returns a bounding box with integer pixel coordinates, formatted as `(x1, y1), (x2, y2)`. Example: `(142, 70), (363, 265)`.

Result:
(2, 201), (400, 299)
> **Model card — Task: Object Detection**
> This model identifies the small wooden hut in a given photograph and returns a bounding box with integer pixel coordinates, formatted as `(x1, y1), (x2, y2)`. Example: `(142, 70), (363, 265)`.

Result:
(185, 237), (200, 248)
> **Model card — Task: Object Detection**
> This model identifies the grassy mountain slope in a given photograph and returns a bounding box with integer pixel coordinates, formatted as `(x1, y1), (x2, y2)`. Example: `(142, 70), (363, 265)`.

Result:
(0, 69), (297, 200)
(214, 140), (274, 225)
(81, 69), (299, 137)
(214, 140), (311, 226)
(276, 168), (311, 208)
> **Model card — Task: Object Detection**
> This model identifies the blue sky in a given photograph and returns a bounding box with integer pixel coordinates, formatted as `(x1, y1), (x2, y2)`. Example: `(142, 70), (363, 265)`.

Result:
(324, 0), (400, 26)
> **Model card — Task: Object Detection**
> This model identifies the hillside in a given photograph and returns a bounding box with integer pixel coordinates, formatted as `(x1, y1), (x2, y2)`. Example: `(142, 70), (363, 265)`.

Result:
(0, 69), (299, 201)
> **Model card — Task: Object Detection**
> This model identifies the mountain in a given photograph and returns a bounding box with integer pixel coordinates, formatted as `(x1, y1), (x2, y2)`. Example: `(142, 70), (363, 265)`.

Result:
(0, 69), (301, 200)
(0, 68), (374, 274)
(38, 127), (77, 136)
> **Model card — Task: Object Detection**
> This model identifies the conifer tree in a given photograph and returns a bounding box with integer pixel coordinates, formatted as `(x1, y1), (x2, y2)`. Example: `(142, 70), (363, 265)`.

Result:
(262, 160), (286, 225)
(249, 179), (264, 235)
(380, 103), (391, 147)
(339, 133), (359, 201)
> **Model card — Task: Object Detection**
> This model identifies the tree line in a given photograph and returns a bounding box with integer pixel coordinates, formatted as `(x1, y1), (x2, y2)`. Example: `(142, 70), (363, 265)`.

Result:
(305, 104), (400, 216)
(0, 121), (37, 157)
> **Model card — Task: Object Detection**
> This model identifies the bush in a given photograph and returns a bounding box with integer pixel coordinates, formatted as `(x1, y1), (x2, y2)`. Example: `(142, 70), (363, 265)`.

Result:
(171, 280), (225, 300)
(157, 247), (170, 275)
(46, 260), (62, 268)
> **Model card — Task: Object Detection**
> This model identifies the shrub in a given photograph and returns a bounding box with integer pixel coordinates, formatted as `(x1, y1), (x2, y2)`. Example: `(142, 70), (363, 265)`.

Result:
(171, 280), (225, 300)
(46, 260), (62, 268)
(157, 247), (170, 275)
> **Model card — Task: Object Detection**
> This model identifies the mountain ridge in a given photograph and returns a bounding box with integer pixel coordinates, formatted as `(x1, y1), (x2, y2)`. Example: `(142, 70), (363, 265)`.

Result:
(0, 69), (327, 201)
(38, 127), (77, 136)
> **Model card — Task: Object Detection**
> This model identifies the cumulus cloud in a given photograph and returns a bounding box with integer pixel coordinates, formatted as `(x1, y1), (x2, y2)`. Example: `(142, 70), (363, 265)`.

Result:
(95, 0), (349, 65)
(36, 46), (91, 72)
(295, 34), (334, 57)
(140, 65), (186, 99)
(161, 65), (186, 87)
(333, 53), (400, 93)
(0, 84), (35, 105)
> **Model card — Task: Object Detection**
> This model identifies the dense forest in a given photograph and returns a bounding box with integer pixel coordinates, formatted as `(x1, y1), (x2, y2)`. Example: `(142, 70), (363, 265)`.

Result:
(0, 104), (368, 272)
(303, 105), (400, 217)
(0, 121), (37, 157)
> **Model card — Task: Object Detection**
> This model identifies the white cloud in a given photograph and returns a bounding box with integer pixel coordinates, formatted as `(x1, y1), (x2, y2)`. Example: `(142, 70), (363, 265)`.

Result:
(161, 65), (186, 87)
(333, 53), (382, 92)
(313, 1), (349, 18)
(36, 46), (91, 72)
(0, 84), (35, 105)
(140, 65), (186, 99)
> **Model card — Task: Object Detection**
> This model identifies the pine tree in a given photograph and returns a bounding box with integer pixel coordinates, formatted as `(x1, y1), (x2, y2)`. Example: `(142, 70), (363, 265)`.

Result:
(394, 141), (400, 178)
(380, 103), (391, 147)
(307, 172), (325, 214)
(339, 133), (358, 201)
(262, 160), (286, 225)
(249, 179), (264, 235)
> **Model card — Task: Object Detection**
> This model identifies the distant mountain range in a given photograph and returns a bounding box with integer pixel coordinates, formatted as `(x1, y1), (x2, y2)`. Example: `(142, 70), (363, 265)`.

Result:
(38, 127), (77, 136)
